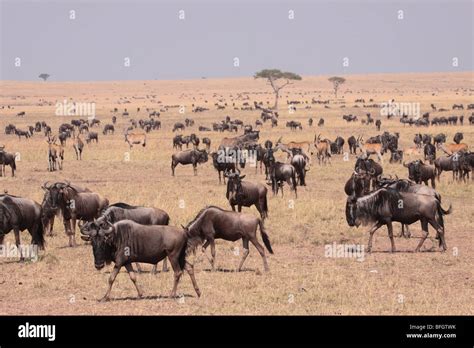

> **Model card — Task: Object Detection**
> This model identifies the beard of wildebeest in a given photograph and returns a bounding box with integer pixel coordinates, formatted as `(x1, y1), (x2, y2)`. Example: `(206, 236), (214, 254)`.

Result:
(345, 197), (358, 227)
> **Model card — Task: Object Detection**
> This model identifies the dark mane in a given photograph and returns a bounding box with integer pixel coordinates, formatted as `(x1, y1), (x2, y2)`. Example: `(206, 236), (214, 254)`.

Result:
(109, 202), (139, 209)
(356, 188), (400, 224)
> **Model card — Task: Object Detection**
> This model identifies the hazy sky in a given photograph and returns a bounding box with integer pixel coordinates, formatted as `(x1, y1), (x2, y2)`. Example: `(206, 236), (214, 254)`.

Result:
(0, 0), (472, 81)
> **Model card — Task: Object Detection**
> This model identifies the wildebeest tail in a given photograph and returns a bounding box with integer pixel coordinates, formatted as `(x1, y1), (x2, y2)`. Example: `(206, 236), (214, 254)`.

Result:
(258, 219), (273, 254)
(34, 218), (46, 250)
(435, 202), (452, 238)
(262, 195), (269, 218)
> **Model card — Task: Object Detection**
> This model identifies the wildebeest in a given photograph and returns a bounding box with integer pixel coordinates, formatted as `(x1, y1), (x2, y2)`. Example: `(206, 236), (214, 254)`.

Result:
(290, 152), (308, 186)
(172, 122), (185, 132)
(73, 135), (84, 160)
(171, 149), (208, 176)
(184, 206), (273, 271)
(347, 136), (357, 155)
(173, 135), (183, 150)
(225, 172), (268, 219)
(40, 182), (90, 237)
(211, 151), (236, 183)
(331, 136), (345, 154)
(125, 130), (146, 149)
(434, 155), (456, 181)
(202, 137), (211, 150)
(0, 194), (45, 260)
(42, 182), (109, 247)
(80, 220), (201, 301)
(82, 202), (171, 273)
(433, 133), (446, 145)
(424, 143), (436, 164)
(0, 146), (16, 177)
(85, 131), (98, 144)
(103, 124), (115, 135)
(317, 118), (324, 127)
(268, 159), (298, 198)
(354, 156), (383, 190)
(15, 128), (30, 139)
(389, 149), (403, 164)
(403, 160), (436, 188)
(346, 188), (451, 252)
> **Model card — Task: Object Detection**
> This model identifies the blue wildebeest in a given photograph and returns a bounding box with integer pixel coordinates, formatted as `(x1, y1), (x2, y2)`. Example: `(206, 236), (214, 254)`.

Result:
(80, 220), (201, 301)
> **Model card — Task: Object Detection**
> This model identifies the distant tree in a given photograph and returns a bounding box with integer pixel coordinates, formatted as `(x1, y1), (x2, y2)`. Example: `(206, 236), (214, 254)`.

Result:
(39, 73), (50, 81)
(254, 69), (302, 110)
(328, 76), (346, 98)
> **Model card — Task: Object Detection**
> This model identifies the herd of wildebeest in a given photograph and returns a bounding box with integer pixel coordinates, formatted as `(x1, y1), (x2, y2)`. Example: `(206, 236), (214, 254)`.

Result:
(0, 99), (473, 301)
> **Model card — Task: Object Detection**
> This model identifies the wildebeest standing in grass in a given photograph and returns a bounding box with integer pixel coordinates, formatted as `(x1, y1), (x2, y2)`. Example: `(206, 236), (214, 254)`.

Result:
(434, 155), (455, 181)
(80, 220), (201, 301)
(81, 202), (171, 273)
(347, 136), (357, 155)
(0, 194), (45, 261)
(202, 137), (211, 150)
(403, 160), (436, 188)
(211, 151), (236, 183)
(268, 160), (298, 198)
(184, 206), (273, 271)
(0, 146), (16, 177)
(225, 172), (268, 219)
(42, 182), (109, 247)
(346, 188), (451, 252)
(171, 149), (208, 176)
(41, 182), (91, 237)
(291, 152), (308, 186)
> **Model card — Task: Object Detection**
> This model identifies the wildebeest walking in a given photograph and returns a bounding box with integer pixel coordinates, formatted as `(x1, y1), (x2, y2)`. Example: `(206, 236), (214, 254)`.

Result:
(171, 149), (208, 176)
(0, 194), (45, 260)
(346, 188), (451, 252)
(184, 206), (273, 271)
(80, 220), (201, 301)
(81, 202), (171, 273)
(225, 172), (269, 219)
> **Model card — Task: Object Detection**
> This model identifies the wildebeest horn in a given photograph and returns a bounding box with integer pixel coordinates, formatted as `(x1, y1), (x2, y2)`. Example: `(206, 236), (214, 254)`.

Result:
(403, 161), (409, 168)
(78, 220), (84, 228)
(41, 181), (51, 190)
(369, 168), (376, 175)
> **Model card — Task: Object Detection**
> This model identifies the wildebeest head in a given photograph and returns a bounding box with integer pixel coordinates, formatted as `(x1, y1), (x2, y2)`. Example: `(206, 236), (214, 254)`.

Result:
(345, 195), (359, 227)
(197, 149), (208, 163)
(0, 201), (13, 233)
(225, 171), (245, 200)
(403, 160), (422, 182)
(80, 218), (115, 270)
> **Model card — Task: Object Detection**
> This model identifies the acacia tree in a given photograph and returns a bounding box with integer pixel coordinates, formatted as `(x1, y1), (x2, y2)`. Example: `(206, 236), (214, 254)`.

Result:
(38, 73), (50, 81)
(254, 69), (302, 110)
(328, 76), (346, 98)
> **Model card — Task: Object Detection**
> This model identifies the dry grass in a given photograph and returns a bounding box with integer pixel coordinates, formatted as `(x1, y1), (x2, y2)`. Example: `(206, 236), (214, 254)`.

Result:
(0, 72), (473, 315)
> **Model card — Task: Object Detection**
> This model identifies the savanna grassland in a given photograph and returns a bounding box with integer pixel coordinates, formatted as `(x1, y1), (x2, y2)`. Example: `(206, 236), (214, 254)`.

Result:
(0, 72), (473, 315)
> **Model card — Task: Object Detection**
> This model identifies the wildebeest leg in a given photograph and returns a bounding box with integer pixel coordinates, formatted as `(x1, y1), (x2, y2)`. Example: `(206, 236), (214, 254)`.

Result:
(209, 240), (216, 271)
(366, 222), (383, 253)
(171, 161), (176, 176)
(125, 263), (143, 299)
(169, 256), (184, 298)
(238, 239), (250, 271)
(427, 219), (447, 251)
(250, 234), (270, 272)
(100, 265), (121, 302)
(415, 220), (430, 252)
(386, 221), (396, 252)
(161, 257), (169, 272)
(184, 261), (201, 297)
(13, 228), (24, 261)
(238, 205), (242, 213)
